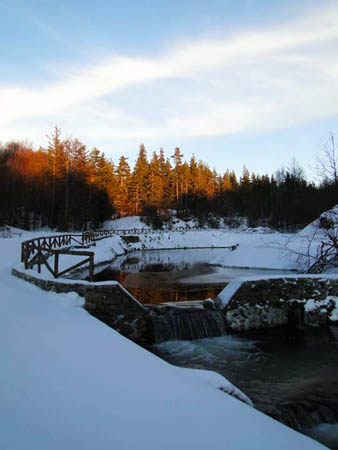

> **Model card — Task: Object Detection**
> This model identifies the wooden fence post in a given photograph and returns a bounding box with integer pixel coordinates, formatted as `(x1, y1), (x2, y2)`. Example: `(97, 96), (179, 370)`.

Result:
(54, 252), (59, 278)
(89, 253), (94, 282)
(38, 250), (41, 273)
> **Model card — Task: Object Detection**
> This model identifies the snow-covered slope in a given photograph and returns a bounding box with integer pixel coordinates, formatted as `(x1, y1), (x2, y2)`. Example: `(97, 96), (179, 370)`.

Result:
(280, 205), (338, 272)
(299, 205), (338, 239)
(0, 229), (325, 449)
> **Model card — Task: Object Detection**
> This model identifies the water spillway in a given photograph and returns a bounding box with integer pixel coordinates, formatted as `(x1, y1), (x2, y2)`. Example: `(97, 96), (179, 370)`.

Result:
(150, 306), (226, 343)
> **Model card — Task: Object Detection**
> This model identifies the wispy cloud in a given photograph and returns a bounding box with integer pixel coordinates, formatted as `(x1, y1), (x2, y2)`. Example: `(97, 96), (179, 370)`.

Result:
(1, 4), (338, 149)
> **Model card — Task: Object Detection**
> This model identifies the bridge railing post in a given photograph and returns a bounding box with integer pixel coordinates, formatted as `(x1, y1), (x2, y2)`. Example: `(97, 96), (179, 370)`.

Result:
(54, 252), (59, 278)
(89, 253), (94, 282)
(37, 249), (42, 273)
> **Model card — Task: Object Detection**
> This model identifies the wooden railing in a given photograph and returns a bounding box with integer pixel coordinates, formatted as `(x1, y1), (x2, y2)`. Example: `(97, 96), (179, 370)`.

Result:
(83, 226), (202, 240)
(21, 233), (96, 281)
(19, 227), (210, 281)
(85, 226), (275, 236)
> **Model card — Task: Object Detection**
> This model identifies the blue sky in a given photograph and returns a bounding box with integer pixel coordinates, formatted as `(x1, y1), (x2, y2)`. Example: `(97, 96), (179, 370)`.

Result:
(1, 0), (338, 179)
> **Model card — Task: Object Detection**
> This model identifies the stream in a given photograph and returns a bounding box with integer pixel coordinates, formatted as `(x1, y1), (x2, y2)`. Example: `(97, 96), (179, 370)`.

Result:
(152, 328), (338, 448)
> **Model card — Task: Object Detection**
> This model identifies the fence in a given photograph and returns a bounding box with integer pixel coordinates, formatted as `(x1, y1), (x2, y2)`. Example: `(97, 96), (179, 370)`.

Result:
(21, 234), (95, 281)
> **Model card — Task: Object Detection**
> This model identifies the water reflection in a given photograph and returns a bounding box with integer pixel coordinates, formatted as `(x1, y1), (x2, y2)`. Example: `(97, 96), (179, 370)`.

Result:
(90, 248), (293, 305)
(126, 285), (223, 305)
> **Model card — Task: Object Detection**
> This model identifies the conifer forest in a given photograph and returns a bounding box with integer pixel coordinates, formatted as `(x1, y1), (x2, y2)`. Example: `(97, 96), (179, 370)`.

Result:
(1, 127), (337, 231)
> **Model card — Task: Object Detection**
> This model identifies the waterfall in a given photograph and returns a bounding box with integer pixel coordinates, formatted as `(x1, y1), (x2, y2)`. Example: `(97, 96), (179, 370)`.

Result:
(150, 308), (226, 343)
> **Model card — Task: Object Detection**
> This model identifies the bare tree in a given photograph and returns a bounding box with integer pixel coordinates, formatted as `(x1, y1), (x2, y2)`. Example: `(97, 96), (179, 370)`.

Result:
(279, 206), (338, 273)
(288, 157), (306, 181)
(315, 132), (338, 186)
(275, 158), (306, 185)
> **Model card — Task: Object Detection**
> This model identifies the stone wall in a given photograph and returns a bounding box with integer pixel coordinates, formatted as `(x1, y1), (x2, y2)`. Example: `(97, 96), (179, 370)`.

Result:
(215, 276), (338, 331)
(13, 266), (338, 339)
(12, 267), (151, 344)
(84, 289), (151, 344)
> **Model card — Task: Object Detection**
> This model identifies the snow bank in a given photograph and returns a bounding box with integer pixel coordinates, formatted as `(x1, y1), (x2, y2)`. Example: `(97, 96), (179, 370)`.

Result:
(216, 279), (243, 308)
(284, 205), (338, 272)
(299, 204), (338, 239)
(104, 215), (152, 230)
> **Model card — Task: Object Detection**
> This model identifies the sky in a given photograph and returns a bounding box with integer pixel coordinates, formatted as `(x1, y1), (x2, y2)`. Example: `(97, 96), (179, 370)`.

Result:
(1, 0), (338, 179)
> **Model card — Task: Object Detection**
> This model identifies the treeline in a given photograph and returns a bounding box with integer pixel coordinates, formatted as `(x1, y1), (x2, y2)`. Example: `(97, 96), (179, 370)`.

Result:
(0, 127), (337, 231)
(0, 128), (113, 230)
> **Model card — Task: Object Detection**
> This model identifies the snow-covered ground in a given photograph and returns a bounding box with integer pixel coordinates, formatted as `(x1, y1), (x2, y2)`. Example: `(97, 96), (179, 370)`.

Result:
(15, 218), (295, 281)
(22, 214), (331, 280)
(0, 221), (330, 449)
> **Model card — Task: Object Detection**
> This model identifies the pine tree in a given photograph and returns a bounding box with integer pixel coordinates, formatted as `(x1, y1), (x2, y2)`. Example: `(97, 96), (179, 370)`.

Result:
(222, 170), (233, 191)
(148, 151), (164, 209)
(171, 147), (184, 208)
(130, 144), (149, 214)
(116, 156), (131, 216)
(46, 126), (67, 228)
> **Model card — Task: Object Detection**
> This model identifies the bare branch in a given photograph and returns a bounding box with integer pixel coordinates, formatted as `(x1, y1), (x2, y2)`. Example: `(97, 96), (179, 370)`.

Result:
(315, 132), (338, 186)
(274, 206), (338, 273)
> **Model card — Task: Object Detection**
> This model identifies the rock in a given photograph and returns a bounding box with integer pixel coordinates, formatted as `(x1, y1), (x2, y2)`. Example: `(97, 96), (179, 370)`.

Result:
(203, 298), (215, 310)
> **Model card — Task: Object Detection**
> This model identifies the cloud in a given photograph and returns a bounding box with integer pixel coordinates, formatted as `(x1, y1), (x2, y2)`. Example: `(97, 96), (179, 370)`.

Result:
(1, 4), (338, 148)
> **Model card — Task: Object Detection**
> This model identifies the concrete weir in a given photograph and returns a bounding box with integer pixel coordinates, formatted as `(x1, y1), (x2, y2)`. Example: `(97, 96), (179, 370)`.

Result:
(12, 266), (338, 342)
(215, 275), (338, 331)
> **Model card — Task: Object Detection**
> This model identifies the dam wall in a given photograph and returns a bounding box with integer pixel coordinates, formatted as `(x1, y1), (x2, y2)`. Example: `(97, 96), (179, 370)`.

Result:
(215, 275), (338, 331)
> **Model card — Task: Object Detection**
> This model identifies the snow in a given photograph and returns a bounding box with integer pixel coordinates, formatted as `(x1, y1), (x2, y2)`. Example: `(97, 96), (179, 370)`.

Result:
(331, 300), (338, 321)
(0, 222), (329, 449)
(104, 215), (152, 230)
(299, 205), (338, 239)
(305, 296), (338, 321)
(101, 216), (290, 269)
(22, 219), (295, 281)
(24, 213), (336, 279)
(216, 280), (243, 308)
(284, 205), (338, 272)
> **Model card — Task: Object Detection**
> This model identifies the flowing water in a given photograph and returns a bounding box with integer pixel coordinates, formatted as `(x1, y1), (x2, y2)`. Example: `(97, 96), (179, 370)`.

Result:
(150, 308), (226, 342)
(152, 327), (338, 448)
